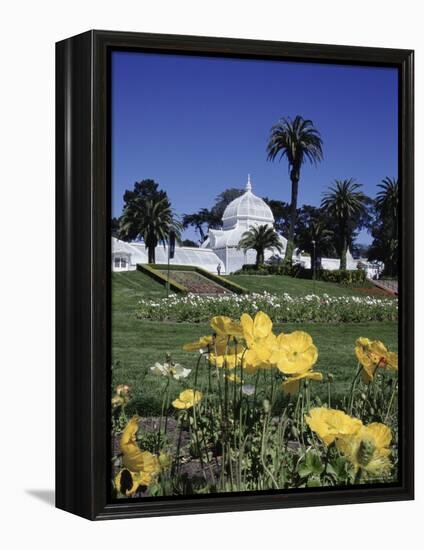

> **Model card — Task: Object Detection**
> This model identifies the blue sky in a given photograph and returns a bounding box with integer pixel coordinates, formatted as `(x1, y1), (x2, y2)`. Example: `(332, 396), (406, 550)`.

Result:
(111, 51), (398, 244)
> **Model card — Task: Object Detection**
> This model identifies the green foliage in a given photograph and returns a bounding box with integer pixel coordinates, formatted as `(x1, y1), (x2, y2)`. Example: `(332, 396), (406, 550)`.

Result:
(182, 188), (244, 239)
(321, 179), (369, 270)
(238, 224), (283, 267)
(267, 115), (323, 265)
(319, 269), (367, 286)
(368, 177), (399, 277)
(113, 346), (398, 496)
(236, 264), (367, 286)
(117, 179), (182, 264)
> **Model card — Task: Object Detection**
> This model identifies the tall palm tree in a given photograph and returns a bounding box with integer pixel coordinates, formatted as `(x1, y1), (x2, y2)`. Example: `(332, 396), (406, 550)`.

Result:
(267, 116), (323, 266)
(321, 179), (366, 270)
(119, 196), (181, 263)
(376, 177), (398, 227)
(238, 225), (283, 268)
(374, 177), (399, 276)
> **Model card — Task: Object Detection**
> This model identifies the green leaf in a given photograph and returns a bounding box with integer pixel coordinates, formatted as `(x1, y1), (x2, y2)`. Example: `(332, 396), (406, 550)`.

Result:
(298, 464), (312, 478)
(306, 477), (322, 488)
(306, 450), (324, 475)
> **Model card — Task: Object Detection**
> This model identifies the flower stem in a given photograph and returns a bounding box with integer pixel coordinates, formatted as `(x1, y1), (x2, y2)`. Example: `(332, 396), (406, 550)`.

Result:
(384, 381), (398, 423)
(348, 363), (362, 414)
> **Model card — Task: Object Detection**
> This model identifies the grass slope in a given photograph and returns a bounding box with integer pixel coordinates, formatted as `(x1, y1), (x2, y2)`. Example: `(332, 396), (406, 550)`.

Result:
(226, 274), (382, 297)
(112, 271), (397, 415)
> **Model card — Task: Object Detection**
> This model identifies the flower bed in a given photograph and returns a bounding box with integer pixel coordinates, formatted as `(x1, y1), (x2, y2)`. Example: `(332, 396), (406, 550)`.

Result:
(112, 311), (399, 497)
(157, 270), (231, 295)
(136, 291), (398, 324)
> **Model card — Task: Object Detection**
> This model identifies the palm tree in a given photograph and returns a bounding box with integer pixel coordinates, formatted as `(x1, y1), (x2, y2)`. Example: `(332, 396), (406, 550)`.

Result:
(376, 177), (398, 227)
(296, 219), (335, 270)
(321, 179), (367, 270)
(371, 177), (399, 276)
(267, 116), (323, 266)
(238, 225), (283, 268)
(119, 196), (181, 263)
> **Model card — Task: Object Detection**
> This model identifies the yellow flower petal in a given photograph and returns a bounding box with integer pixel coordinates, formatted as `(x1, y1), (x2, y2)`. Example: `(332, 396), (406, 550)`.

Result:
(355, 337), (398, 383)
(183, 335), (213, 351)
(305, 407), (363, 446)
(172, 389), (203, 409)
(118, 418), (161, 479)
(240, 313), (254, 347)
(253, 311), (273, 339)
(115, 468), (140, 496)
(282, 371), (323, 395)
(336, 422), (392, 476)
(271, 331), (318, 374)
(210, 316), (244, 338)
(387, 352), (398, 371)
(366, 422), (392, 448)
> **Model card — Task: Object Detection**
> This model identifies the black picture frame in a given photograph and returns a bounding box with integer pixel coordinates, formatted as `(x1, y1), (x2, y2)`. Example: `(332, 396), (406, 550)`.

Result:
(55, 30), (414, 520)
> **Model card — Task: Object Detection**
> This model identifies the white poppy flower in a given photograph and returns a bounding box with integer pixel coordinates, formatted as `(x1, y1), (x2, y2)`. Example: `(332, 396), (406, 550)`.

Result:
(150, 362), (191, 380)
(241, 384), (255, 396)
(150, 362), (170, 377)
(171, 365), (192, 380)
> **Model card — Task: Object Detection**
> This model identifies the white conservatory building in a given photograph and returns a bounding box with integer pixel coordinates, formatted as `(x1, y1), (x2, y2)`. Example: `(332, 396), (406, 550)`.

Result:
(112, 176), (359, 275)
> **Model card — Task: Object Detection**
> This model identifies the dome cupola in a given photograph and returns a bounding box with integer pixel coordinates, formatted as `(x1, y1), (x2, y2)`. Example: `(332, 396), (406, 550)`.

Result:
(221, 175), (274, 230)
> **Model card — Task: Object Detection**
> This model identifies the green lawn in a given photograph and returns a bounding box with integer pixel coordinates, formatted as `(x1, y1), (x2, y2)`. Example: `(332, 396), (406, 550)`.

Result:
(226, 274), (380, 297)
(112, 271), (398, 415)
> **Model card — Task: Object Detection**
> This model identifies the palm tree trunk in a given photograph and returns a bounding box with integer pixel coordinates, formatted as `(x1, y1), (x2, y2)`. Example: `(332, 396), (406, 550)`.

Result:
(284, 173), (299, 266)
(340, 236), (347, 270)
(148, 244), (155, 264)
(255, 249), (264, 268)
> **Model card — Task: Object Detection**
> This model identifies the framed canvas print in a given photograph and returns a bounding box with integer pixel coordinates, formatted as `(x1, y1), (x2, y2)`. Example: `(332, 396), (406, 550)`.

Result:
(56, 30), (414, 520)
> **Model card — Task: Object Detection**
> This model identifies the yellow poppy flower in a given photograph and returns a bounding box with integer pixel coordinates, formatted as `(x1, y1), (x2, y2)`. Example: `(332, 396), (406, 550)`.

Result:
(119, 416), (161, 475)
(240, 311), (276, 371)
(282, 371), (323, 395)
(209, 345), (246, 369)
(172, 389), (203, 409)
(305, 407), (363, 445)
(355, 337), (398, 383)
(115, 468), (157, 496)
(183, 333), (230, 355)
(183, 335), (214, 352)
(336, 422), (392, 477)
(210, 315), (244, 338)
(270, 331), (318, 375)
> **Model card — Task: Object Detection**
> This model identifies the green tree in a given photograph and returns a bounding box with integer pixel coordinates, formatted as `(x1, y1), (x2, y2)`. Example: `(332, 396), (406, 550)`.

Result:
(210, 188), (244, 226)
(111, 217), (120, 238)
(263, 198), (290, 235)
(267, 116), (323, 266)
(368, 177), (398, 276)
(295, 207), (335, 268)
(238, 224), (283, 268)
(321, 179), (367, 270)
(182, 211), (209, 242)
(119, 182), (181, 264)
(183, 188), (244, 238)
